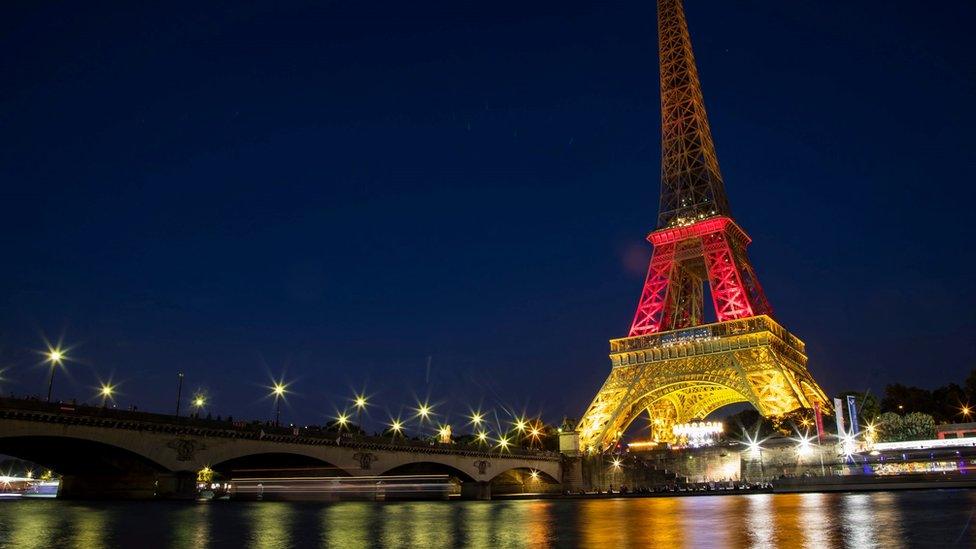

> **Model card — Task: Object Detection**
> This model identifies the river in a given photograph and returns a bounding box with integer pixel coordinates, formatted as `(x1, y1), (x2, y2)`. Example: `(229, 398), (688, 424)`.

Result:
(1, 490), (974, 547)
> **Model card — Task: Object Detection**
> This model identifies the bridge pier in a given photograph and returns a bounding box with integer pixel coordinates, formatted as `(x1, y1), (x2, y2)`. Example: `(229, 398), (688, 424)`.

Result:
(460, 481), (492, 500)
(59, 471), (196, 500)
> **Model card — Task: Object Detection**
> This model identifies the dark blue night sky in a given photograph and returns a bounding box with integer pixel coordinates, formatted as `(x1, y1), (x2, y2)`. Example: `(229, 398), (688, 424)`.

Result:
(1, 1), (974, 430)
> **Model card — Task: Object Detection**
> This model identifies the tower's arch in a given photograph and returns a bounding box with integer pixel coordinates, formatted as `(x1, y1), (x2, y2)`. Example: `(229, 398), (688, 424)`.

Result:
(602, 381), (754, 444)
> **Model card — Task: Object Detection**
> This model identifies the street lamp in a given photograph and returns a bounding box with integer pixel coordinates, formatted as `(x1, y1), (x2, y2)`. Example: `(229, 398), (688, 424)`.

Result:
(414, 400), (433, 437)
(192, 394), (206, 415)
(745, 435), (766, 481)
(44, 347), (65, 403)
(476, 430), (489, 445)
(514, 418), (527, 433)
(529, 426), (542, 448)
(495, 436), (511, 453)
(389, 418), (403, 439)
(271, 381), (287, 427)
(962, 405), (972, 420)
(610, 457), (622, 490)
(353, 393), (368, 435)
(469, 411), (484, 428)
(98, 382), (116, 407)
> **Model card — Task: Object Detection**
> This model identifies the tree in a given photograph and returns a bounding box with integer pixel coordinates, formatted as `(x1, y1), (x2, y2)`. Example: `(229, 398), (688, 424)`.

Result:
(931, 383), (967, 423)
(723, 408), (775, 440)
(881, 384), (935, 415)
(875, 411), (936, 442)
(902, 412), (936, 440)
(876, 412), (903, 442)
(966, 369), (976, 403)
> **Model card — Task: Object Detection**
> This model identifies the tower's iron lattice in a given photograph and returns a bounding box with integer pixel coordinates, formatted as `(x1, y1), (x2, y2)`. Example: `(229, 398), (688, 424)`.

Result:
(577, 0), (828, 451)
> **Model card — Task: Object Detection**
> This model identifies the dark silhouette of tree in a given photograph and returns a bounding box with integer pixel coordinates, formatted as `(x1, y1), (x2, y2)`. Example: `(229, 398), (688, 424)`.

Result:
(931, 383), (968, 422)
(965, 369), (976, 403)
(881, 384), (935, 415)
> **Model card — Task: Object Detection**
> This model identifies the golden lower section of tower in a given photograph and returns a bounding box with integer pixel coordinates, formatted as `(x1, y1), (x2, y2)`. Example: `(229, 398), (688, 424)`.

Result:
(577, 315), (829, 452)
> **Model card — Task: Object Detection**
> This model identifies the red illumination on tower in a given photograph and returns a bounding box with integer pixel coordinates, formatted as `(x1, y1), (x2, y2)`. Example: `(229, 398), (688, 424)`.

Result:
(629, 0), (772, 337)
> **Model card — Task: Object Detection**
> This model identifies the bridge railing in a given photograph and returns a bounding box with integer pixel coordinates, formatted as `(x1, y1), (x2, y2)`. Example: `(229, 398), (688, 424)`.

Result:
(0, 397), (560, 461)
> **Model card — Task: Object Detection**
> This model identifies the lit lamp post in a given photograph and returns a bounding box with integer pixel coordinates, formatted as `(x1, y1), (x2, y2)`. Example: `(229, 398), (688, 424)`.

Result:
(469, 411), (484, 432)
(962, 405), (972, 421)
(415, 401), (432, 438)
(192, 394), (206, 417)
(529, 427), (542, 450)
(389, 418), (403, 441)
(353, 394), (368, 436)
(514, 417), (527, 448)
(44, 348), (65, 403)
(610, 457), (622, 491)
(99, 383), (115, 407)
(272, 382), (287, 427)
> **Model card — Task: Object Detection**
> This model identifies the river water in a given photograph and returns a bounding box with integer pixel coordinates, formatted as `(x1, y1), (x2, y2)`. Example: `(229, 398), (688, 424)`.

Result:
(1, 490), (974, 548)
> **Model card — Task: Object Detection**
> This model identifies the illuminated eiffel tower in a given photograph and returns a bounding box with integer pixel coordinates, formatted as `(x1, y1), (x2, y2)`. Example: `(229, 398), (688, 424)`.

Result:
(577, 0), (829, 450)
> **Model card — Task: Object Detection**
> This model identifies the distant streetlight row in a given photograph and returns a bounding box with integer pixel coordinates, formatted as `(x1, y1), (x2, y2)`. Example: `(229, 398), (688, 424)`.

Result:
(30, 342), (552, 447)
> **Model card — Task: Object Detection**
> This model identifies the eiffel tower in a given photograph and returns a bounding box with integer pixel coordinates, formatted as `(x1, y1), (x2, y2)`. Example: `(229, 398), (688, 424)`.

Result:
(577, 0), (829, 450)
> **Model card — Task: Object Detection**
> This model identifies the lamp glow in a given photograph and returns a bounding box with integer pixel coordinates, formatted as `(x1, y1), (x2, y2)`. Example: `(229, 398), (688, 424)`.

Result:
(470, 411), (484, 426)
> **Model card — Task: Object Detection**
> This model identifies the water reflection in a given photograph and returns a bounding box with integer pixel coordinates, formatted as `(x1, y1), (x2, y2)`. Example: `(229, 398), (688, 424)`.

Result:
(246, 502), (294, 549)
(0, 490), (973, 548)
(67, 504), (109, 549)
(170, 502), (210, 549)
(841, 492), (903, 547)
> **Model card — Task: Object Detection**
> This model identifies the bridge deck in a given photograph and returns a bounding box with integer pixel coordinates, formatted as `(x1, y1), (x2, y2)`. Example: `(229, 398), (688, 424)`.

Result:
(0, 397), (559, 462)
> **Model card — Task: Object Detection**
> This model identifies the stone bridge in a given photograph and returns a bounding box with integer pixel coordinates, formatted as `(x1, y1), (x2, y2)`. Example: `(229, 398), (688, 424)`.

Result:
(0, 399), (563, 499)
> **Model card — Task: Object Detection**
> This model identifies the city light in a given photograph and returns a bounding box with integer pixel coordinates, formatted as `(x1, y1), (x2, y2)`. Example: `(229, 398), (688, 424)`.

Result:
(514, 418), (527, 433)
(962, 405), (972, 418)
(269, 378), (289, 427)
(46, 348), (64, 365)
(529, 469), (539, 481)
(672, 421), (724, 448)
(354, 394), (368, 410)
(611, 458), (622, 470)
(389, 418), (403, 434)
(414, 401), (433, 421)
(438, 425), (452, 443)
(336, 412), (349, 428)
(840, 433), (857, 459)
(495, 436), (511, 452)
(469, 411), (484, 427)
(99, 382), (116, 401)
(43, 345), (68, 403)
(796, 433), (814, 457)
(742, 429), (766, 455)
(476, 431), (489, 444)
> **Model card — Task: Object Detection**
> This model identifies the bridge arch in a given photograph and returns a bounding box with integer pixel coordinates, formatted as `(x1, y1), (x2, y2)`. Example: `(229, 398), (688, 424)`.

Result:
(489, 466), (559, 484)
(0, 435), (170, 476)
(489, 466), (561, 495)
(210, 452), (351, 478)
(377, 461), (475, 482)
